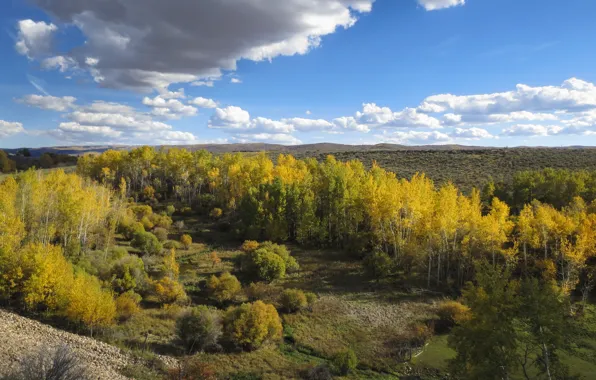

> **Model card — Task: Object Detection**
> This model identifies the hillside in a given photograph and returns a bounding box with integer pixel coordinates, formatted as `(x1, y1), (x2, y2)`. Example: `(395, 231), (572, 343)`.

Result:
(0, 308), (175, 379)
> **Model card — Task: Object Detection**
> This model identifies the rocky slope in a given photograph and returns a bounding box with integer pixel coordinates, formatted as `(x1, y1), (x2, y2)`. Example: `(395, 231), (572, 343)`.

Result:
(0, 308), (174, 379)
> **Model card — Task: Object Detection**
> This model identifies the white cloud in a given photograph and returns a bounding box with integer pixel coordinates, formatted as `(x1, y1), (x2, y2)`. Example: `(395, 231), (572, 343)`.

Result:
(15, 19), (57, 59)
(417, 0), (465, 11)
(18, 94), (77, 111)
(189, 97), (218, 109)
(306, 110), (312, 115)
(442, 111), (559, 126)
(356, 104), (441, 129)
(191, 81), (215, 87)
(0, 120), (25, 138)
(209, 106), (252, 129)
(41, 56), (78, 72)
(332, 116), (370, 132)
(142, 94), (198, 119)
(69, 111), (172, 131)
(282, 118), (335, 132)
(231, 78), (242, 84)
(420, 78), (596, 115)
(30, 0), (374, 90)
(234, 133), (302, 145)
(451, 127), (495, 140)
(501, 124), (563, 137)
(251, 117), (294, 133)
(379, 130), (451, 145)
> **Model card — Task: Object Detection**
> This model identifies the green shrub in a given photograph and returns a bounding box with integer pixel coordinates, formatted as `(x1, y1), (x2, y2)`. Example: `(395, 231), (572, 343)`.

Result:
(245, 248), (286, 283)
(436, 300), (470, 332)
(122, 221), (145, 240)
(301, 364), (333, 380)
(163, 240), (182, 250)
(305, 292), (318, 308)
(280, 289), (308, 313)
(223, 301), (282, 350)
(206, 272), (241, 304)
(132, 231), (163, 255)
(153, 227), (169, 242)
(165, 205), (176, 216)
(363, 251), (393, 279)
(332, 348), (357, 375)
(244, 282), (280, 303)
(175, 306), (222, 353)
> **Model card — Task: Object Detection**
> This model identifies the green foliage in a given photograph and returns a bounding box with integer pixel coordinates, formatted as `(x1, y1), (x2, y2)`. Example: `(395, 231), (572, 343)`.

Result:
(280, 289), (308, 313)
(223, 301), (283, 350)
(163, 240), (182, 250)
(332, 348), (357, 375)
(363, 251), (393, 279)
(245, 248), (286, 283)
(165, 205), (176, 216)
(153, 227), (169, 242)
(175, 306), (223, 353)
(132, 231), (163, 255)
(206, 272), (241, 304)
(0, 150), (16, 173)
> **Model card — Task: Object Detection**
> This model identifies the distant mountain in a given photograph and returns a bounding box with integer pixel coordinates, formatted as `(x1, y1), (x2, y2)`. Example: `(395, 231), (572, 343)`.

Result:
(3, 143), (595, 157)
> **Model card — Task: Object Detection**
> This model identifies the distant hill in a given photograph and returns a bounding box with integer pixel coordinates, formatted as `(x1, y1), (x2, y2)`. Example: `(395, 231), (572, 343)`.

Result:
(0, 142), (551, 157)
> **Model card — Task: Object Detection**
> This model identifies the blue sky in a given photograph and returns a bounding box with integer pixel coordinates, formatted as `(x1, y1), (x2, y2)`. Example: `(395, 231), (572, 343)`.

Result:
(2, 0), (596, 148)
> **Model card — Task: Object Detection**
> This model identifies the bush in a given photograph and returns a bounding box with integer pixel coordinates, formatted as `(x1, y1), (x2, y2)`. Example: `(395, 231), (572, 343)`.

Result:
(209, 207), (223, 219)
(241, 240), (259, 252)
(259, 242), (299, 272)
(167, 358), (217, 380)
(206, 272), (241, 304)
(180, 234), (192, 250)
(115, 291), (142, 321)
(280, 289), (308, 313)
(363, 251), (393, 279)
(301, 364), (333, 380)
(150, 213), (173, 230)
(166, 205), (176, 216)
(153, 277), (187, 304)
(3, 344), (89, 380)
(175, 306), (223, 354)
(140, 216), (155, 230)
(163, 240), (182, 250)
(153, 227), (169, 242)
(122, 221), (145, 240)
(245, 248), (286, 283)
(436, 300), (471, 332)
(131, 231), (163, 255)
(223, 301), (282, 350)
(244, 282), (280, 303)
(174, 220), (185, 233)
(332, 348), (357, 375)
(305, 292), (318, 308)
(130, 205), (153, 220)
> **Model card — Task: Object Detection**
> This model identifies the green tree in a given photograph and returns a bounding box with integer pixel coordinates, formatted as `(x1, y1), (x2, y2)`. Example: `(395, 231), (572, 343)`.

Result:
(131, 231), (163, 255)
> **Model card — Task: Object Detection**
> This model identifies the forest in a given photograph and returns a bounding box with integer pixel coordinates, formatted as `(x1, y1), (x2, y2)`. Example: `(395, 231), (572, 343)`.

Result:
(2, 146), (596, 379)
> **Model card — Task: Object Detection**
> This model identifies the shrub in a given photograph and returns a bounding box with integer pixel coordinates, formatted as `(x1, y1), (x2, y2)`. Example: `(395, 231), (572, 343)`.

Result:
(405, 322), (433, 347)
(153, 277), (187, 304)
(223, 301), (282, 350)
(280, 289), (308, 313)
(167, 358), (217, 380)
(163, 240), (182, 250)
(209, 207), (223, 219)
(115, 291), (141, 321)
(332, 348), (357, 375)
(122, 221), (145, 240)
(363, 251), (393, 279)
(131, 231), (163, 255)
(301, 364), (333, 380)
(4, 344), (89, 380)
(150, 213), (173, 230)
(65, 272), (116, 334)
(244, 282), (280, 303)
(143, 185), (156, 200)
(245, 248), (286, 283)
(180, 207), (192, 215)
(209, 251), (222, 268)
(153, 227), (169, 242)
(241, 240), (259, 252)
(140, 216), (155, 230)
(207, 272), (241, 304)
(166, 205), (176, 216)
(180, 234), (192, 250)
(175, 306), (223, 353)
(174, 220), (185, 233)
(436, 300), (471, 332)
(259, 242), (299, 272)
(305, 292), (318, 308)
(130, 205), (153, 220)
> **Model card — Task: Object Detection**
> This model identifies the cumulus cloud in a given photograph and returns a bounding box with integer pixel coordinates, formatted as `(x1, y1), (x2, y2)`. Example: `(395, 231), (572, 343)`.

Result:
(501, 124), (563, 137)
(142, 94), (198, 119)
(451, 127), (495, 140)
(31, 0), (374, 90)
(420, 78), (596, 115)
(18, 94), (77, 111)
(0, 120), (25, 138)
(355, 103), (441, 129)
(189, 97), (218, 109)
(379, 130), (451, 145)
(417, 0), (465, 11)
(442, 111), (559, 126)
(231, 78), (242, 84)
(209, 106), (252, 130)
(41, 56), (78, 72)
(282, 118), (335, 132)
(15, 19), (57, 59)
(234, 133), (302, 145)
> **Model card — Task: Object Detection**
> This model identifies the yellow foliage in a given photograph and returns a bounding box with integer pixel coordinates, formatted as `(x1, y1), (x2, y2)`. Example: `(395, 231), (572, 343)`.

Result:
(241, 240), (259, 252)
(223, 300), (282, 350)
(180, 234), (192, 250)
(64, 271), (116, 331)
(153, 277), (187, 304)
(115, 291), (141, 320)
